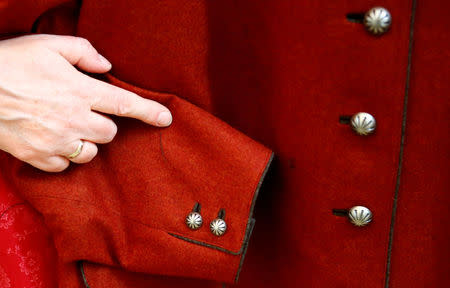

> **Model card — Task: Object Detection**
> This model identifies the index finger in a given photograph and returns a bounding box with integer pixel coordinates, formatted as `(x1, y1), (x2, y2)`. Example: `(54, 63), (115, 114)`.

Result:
(85, 77), (172, 127)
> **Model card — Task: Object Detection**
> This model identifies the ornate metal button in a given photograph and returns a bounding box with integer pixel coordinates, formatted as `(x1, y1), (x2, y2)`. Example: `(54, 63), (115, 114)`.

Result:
(364, 7), (392, 35)
(350, 112), (376, 136)
(348, 206), (373, 227)
(210, 209), (227, 236)
(210, 219), (227, 236)
(186, 212), (203, 230)
(186, 203), (203, 230)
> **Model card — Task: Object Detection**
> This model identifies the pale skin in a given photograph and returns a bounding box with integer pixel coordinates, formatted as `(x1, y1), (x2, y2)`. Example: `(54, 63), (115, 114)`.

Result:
(0, 34), (173, 172)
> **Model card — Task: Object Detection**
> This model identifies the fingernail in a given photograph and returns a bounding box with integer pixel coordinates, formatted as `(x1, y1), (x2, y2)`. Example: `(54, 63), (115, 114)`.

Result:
(98, 54), (112, 68)
(157, 111), (172, 126)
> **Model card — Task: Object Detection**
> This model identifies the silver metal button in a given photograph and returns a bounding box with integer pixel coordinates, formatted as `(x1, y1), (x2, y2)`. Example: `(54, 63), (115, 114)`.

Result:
(364, 7), (392, 35)
(350, 112), (376, 136)
(348, 206), (373, 227)
(186, 212), (203, 230)
(210, 218), (227, 236)
(210, 209), (227, 236)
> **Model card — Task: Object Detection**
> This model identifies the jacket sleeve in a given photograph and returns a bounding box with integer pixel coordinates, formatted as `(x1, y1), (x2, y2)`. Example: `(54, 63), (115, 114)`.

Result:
(0, 72), (273, 284)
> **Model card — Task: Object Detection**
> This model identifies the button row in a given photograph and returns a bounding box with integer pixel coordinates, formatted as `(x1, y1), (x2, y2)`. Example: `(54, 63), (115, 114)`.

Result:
(339, 6), (390, 226)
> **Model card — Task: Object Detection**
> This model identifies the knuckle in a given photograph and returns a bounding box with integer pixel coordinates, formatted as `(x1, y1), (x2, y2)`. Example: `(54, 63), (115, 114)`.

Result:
(75, 37), (94, 51)
(33, 136), (57, 155)
(115, 98), (133, 117)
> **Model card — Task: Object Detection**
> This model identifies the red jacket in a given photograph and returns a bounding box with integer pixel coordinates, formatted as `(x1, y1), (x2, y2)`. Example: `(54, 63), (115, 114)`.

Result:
(0, 0), (449, 287)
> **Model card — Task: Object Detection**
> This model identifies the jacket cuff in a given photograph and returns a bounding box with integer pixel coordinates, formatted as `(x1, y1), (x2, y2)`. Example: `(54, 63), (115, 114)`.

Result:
(0, 73), (273, 284)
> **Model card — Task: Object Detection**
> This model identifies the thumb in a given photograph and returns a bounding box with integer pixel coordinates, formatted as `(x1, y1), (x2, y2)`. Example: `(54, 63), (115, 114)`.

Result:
(38, 34), (112, 73)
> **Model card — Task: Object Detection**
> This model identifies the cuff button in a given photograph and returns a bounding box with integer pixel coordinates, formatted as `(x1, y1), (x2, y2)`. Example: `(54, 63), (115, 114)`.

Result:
(186, 212), (203, 230)
(186, 203), (203, 230)
(210, 218), (227, 236)
(210, 209), (227, 236)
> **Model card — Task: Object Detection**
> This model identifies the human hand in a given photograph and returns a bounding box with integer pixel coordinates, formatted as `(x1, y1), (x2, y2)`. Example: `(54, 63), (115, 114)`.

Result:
(0, 34), (172, 172)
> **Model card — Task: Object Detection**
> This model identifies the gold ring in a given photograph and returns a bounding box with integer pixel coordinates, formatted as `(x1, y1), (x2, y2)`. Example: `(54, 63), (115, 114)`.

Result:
(67, 140), (84, 159)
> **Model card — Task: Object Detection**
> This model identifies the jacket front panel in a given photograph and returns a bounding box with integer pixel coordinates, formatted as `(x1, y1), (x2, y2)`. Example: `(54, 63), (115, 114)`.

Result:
(205, 1), (411, 287)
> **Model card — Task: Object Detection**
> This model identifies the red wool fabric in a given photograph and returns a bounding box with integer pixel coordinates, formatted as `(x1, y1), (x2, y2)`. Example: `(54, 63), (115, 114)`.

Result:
(0, 0), (449, 287)
(389, 0), (450, 286)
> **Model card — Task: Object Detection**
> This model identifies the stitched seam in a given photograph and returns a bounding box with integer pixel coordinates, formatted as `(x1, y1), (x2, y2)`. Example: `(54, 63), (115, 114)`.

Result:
(167, 232), (242, 255)
(384, 0), (417, 287)
(234, 152), (274, 281)
(234, 219), (256, 283)
(247, 152), (274, 221)
(79, 261), (91, 288)
(236, 151), (274, 252)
